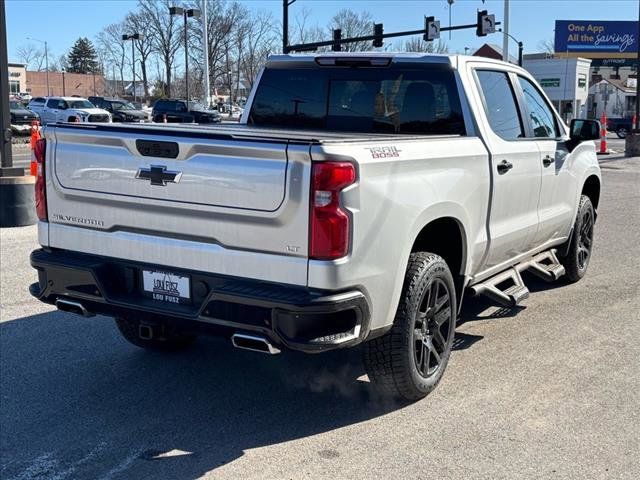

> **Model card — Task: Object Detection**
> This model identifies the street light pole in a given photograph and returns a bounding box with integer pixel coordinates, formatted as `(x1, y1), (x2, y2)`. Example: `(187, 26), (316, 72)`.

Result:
(27, 37), (50, 95)
(122, 33), (142, 102)
(498, 28), (523, 66)
(169, 7), (200, 102)
(202, 0), (210, 106)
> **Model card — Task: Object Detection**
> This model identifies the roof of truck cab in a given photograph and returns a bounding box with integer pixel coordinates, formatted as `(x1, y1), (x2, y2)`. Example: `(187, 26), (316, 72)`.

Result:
(266, 52), (529, 74)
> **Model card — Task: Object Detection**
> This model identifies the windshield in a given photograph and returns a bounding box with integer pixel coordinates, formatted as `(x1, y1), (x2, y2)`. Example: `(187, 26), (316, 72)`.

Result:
(188, 102), (207, 112)
(112, 101), (135, 110)
(248, 65), (465, 135)
(68, 100), (95, 109)
(10, 101), (23, 109)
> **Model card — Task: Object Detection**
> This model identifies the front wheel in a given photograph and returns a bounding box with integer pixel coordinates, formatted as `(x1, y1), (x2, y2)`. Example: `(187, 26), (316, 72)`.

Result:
(616, 127), (627, 139)
(559, 195), (595, 283)
(363, 252), (457, 401)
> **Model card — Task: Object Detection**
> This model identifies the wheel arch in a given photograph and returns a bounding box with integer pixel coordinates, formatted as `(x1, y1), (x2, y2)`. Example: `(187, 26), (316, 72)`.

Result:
(582, 174), (601, 212)
(410, 216), (468, 303)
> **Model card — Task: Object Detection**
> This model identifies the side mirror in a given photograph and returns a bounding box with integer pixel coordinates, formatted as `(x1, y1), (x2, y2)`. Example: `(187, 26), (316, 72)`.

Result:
(570, 119), (600, 141)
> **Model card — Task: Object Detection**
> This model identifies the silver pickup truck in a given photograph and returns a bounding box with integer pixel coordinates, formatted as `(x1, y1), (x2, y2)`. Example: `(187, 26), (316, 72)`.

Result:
(30, 54), (601, 400)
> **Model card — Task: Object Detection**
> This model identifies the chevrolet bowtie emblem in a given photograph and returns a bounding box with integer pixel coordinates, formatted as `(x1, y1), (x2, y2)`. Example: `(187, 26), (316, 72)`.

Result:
(135, 165), (182, 186)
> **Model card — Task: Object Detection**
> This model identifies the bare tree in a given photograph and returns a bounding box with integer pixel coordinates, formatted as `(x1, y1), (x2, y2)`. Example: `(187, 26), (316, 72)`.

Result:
(402, 37), (448, 54)
(329, 9), (375, 52)
(97, 22), (128, 96)
(15, 44), (46, 70)
(239, 10), (278, 91)
(139, 0), (182, 97)
(289, 6), (325, 46)
(537, 38), (555, 56)
(125, 11), (155, 98)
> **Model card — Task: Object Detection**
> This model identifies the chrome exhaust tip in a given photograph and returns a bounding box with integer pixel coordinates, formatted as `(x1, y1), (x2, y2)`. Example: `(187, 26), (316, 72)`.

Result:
(231, 333), (281, 355)
(55, 298), (94, 317)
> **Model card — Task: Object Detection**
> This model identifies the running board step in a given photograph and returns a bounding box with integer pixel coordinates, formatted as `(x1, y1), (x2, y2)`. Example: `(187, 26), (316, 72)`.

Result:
(527, 250), (566, 282)
(469, 249), (565, 307)
(469, 268), (529, 307)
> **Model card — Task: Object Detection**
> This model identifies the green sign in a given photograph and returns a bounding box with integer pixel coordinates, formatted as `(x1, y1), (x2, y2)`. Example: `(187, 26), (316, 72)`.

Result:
(578, 75), (587, 88)
(540, 78), (561, 88)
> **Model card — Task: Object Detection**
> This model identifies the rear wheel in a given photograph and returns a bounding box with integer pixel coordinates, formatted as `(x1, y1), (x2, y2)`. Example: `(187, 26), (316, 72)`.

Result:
(363, 252), (457, 401)
(616, 127), (627, 139)
(559, 195), (595, 283)
(115, 316), (196, 352)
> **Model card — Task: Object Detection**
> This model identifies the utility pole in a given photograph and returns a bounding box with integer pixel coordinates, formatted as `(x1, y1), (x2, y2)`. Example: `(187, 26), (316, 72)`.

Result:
(502, 0), (510, 62)
(202, 0), (210, 106)
(282, 0), (296, 53)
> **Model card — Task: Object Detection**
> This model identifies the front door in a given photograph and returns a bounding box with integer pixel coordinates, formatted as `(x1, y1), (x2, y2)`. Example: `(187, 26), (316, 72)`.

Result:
(516, 76), (577, 246)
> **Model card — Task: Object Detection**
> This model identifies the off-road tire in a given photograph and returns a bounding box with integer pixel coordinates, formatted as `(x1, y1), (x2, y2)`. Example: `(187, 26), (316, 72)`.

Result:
(559, 195), (595, 283)
(363, 252), (457, 401)
(115, 316), (196, 352)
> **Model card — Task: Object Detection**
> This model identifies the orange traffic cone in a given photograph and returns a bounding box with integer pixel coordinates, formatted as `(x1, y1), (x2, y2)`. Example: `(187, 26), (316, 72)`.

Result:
(30, 120), (40, 175)
(598, 112), (609, 155)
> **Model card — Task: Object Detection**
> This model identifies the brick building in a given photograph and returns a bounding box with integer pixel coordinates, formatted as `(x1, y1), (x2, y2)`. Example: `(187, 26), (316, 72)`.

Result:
(26, 71), (106, 98)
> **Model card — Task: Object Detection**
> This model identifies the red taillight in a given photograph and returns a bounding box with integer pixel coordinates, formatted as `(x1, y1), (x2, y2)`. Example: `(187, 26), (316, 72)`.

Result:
(34, 138), (47, 221)
(309, 161), (356, 260)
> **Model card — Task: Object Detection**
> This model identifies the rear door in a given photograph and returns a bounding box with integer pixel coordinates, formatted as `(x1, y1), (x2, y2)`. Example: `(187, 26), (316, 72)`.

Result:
(471, 67), (542, 270)
(43, 98), (59, 124)
(516, 75), (577, 245)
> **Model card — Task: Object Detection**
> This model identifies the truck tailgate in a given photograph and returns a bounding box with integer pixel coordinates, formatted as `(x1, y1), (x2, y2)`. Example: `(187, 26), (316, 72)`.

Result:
(44, 125), (311, 284)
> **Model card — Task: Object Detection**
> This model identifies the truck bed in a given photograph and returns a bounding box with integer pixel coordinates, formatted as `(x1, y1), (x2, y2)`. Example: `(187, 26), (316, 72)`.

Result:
(50, 121), (458, 144)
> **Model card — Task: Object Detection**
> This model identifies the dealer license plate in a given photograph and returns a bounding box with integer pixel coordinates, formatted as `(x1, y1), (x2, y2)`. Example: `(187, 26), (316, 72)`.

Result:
(142, 270), (190, 304)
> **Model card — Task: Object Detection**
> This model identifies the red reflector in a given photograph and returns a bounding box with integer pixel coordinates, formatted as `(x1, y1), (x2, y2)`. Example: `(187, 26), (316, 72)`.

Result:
(34, 138), (47, 221)
(310, 162), (356, 260)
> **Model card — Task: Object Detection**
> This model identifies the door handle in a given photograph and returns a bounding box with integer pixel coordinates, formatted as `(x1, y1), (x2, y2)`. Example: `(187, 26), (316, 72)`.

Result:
(542, 155), (554, 167)
(497, 160), (513, 174)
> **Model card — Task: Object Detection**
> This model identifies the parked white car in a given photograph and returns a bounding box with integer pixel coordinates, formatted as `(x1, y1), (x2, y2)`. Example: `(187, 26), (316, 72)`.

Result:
(28, 96), (111, 125)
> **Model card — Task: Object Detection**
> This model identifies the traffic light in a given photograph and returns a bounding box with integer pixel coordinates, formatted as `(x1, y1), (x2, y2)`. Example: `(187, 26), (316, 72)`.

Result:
(373, 23), (384, 48)
(476, 10), (496, 37)
(424, 16), (440, 41)
(332, 29), (342, 52)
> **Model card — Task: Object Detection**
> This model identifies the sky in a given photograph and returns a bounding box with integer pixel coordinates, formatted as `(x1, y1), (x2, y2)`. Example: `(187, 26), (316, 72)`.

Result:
(5, 0), (640, 68)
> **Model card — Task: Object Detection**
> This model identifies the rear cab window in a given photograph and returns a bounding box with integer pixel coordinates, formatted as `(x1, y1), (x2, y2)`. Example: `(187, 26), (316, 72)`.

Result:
(248, 64), (465, 135)
(475, 70), (524, 141)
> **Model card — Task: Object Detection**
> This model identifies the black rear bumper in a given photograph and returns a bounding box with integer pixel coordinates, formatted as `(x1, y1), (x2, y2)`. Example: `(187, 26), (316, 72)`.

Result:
(30, 249), (371, 353)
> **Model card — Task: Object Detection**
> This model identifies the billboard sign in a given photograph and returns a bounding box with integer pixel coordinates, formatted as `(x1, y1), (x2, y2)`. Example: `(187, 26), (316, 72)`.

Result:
(555, 20), (638, 58)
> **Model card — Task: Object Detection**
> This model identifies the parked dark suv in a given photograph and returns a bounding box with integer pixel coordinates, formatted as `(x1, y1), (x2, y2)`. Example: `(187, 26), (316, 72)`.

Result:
(151, 99), (221, 123)
(606, 117), (633, 139)
(88, 97), (149, 122)
(9, 100), (39, 125)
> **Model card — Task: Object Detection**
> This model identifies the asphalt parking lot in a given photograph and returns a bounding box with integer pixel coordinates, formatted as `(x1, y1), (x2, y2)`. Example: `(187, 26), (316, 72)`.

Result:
(1, 155), (639, 480)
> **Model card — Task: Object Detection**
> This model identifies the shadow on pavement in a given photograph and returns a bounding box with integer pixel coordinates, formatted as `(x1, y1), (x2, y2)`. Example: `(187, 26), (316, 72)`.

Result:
(0, 310), (408, 479)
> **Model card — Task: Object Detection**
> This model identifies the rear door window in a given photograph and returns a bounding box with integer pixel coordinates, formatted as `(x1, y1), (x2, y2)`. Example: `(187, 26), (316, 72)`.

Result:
(249, 65), (465, 135)
(476, 70), (524, 141)
(46, 99), (59, 109)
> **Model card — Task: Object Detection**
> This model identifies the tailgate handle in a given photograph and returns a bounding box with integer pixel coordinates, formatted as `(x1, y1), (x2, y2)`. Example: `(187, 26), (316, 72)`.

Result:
(136, 139), (179, 159)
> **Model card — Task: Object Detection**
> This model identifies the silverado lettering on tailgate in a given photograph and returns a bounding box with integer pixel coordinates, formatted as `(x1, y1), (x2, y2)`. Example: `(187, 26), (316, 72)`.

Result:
(51, 213), (105, 228)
